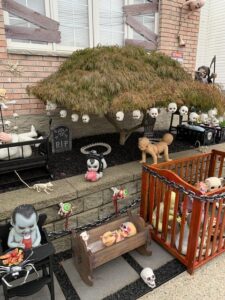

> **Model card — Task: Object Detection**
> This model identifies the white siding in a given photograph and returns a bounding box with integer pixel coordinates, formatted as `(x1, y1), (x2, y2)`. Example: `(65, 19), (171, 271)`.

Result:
(196, 0), (225, 88)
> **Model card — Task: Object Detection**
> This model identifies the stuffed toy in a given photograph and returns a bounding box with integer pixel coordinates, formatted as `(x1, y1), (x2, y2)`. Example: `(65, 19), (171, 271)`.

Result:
(138, 133), (173, 164)
(85, 150), (107, 182)
(152, 192), (176, 232)
(8, 204), (41, 249)
(194, 181), (208, 194)
(195, 66), (216, 84)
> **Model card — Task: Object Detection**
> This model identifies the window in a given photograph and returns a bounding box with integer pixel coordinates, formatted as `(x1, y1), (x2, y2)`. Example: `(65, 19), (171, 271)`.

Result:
(4, 0), (157, 54)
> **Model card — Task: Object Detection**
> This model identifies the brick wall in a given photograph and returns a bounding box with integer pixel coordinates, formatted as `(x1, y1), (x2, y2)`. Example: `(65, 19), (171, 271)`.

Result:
(158, 0), (200, 74)
(0, 0), (201, 132)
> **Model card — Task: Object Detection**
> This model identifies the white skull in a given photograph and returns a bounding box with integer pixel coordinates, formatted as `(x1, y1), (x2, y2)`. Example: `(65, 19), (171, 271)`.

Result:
(211, 117), (219, 127)
(116, 111), (124, 121)
(200, 113), (209, 124)
(46, 100), (57, 111)
(82, 114), (90, 123)
(13, 113), (19, 118)
(80, 231), (89, 242)
(148, 108), (158, 118)
(179, 105), (188, 116)
(189, 112), (199, 123)
(168, 102), (177, 113)
(208, 108), (217, 118)
(140, 268), (156, 288)
(4, 120), (11, 128)
(71, 113), (79, 122)
(60, 110), (67, 118)
(132, 110), (141, 120)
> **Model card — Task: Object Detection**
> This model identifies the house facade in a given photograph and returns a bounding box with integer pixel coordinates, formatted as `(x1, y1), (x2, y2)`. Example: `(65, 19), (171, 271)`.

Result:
(196, 0), (225, 89)
(0, 0), (201, 136)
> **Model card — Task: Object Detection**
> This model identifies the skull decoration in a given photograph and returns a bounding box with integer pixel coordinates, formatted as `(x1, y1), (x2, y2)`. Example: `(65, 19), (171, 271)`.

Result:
(167, 102), (177, 114)
(82, 114), (90, 123)
(211, 117), (219, 127)
(200, 113), (209, 124)
(116, 111), (124, 121)
(71, 113), (79, 122)
(132, 110), (141, 120)
(186, 0), (206, 11)
(179, 105), (188, 116)
(140, 268), (156, 288)
(59, 110), (67, 118)
(189, 112), (199, 123)
(208, 108), (218, 119)
(4, 120), (11, 128)
(148, 108), (158, 119)
(46, 101), (57, 111)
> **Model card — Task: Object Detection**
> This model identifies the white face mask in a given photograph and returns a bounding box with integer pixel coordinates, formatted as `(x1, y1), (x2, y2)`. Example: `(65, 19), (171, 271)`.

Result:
(14, 213), (37, 236)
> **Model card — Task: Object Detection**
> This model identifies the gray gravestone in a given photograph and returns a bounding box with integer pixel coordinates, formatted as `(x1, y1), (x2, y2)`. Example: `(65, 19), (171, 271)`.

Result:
(52, 125), (72, 153)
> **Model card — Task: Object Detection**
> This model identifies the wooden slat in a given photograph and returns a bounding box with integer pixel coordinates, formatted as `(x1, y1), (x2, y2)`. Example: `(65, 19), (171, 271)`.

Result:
(125, 39), (157, 50)
(2, 0), (59, 30)
(170, 191), (179, 247)
(205, 202), (216, 258)
(198, 202), (209, 262)
(123, 2), (158, 15)
(149, 174), (155, 224)
(140, 167), (150, 221)
(5, 25), (61, 43)
(126, 15), (157, 43)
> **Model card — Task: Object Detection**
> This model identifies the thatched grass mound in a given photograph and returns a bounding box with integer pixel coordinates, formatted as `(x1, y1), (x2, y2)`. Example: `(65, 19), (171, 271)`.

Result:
(27, 45), (225, 115)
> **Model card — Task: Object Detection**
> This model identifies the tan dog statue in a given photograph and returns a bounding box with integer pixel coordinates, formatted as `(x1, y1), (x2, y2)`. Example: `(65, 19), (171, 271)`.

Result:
(138, 133), (173, 164)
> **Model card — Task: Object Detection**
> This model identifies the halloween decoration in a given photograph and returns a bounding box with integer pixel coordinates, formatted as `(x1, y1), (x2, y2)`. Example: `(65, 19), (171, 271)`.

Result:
(167, 102), (177, 114)
(101, 221), (137, 247)
(200, 113), (209, 124)
(59, 110), (67, 118)
(140, 267), (156, 288)
(71, 113), (79, 122)
(58, 202), (73, 230)
(195, 65), (216, 84)
(8, 204), (41, 249)
(208, 108), (218, 119)
(14, 170), (54, 194)
(82, 114), (90, 123)
(152, 192), (176, 232)
(116, 111), (124, 121)
(194, 181), (208, 194)
(184, 0), (206, 11)
(132, 110), (141, 120)
(80, 143), (111, 182)
(46, 101), (57, 111)
(72, 210), (151, 286)
(138, 133), (173, 164)
(205, 177), (224, 191)
(0, 126), (42, 160)
(147, 108), (159, 119)
(111, 187), (128, 214)
(179, 105), (188, 116)
(0, 250), (39, 288)
(189, 112), (199, 123)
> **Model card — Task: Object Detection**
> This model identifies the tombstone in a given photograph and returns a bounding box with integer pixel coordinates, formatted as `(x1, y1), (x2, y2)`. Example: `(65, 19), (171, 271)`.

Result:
(51, 125), (72, 153)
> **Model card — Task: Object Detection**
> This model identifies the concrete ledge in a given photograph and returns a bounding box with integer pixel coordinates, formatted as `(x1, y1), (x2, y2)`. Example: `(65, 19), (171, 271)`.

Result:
(1, 143), (224, 252)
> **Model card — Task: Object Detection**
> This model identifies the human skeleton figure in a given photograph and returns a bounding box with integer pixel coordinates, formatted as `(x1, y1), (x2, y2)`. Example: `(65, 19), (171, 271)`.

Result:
(0, 251), (39, 288)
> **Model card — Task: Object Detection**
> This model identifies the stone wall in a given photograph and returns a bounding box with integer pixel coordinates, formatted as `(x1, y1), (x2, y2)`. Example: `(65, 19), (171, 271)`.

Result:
(0, 161), (142, 253)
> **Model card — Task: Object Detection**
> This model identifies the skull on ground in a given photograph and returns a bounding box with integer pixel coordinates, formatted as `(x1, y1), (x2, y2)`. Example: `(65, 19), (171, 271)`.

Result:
(82, 114), (90, 123)
(140, 268), (156, 288)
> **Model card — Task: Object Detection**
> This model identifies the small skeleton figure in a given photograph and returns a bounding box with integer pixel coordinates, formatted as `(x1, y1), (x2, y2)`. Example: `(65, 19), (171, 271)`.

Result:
(116, 111), (124, 121)
(82, 114), (90, 123)
(140, 268), (156, 288)
(8, 205), (41, 249)
(167, 102), (177, 114)
(147, 108), (159, 119)
(132, 110), (141, 120)
(179, 105), (188, 116)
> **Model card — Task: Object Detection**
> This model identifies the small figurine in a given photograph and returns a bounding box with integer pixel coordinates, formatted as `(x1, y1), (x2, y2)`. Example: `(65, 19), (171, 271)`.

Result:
(111, 187), (128, 214)
(85, 150), (107, 182)
(195, 66), (216, 84)
(167, 102), (177, 114)
(205, 177), (224, 191)
(138, 133), (173, 164)
(140, 267), (156, 288)
(8, 204), (41, 249)
(58, 202), (73, 230)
